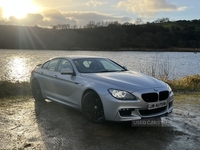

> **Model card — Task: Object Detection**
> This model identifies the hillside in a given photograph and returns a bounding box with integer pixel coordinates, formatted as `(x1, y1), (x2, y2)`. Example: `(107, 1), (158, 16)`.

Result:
(0, 19), (200, 51)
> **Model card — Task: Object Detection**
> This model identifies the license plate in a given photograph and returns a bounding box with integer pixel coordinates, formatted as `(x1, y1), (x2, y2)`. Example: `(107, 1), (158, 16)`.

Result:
(148, 101), (167, 110)
(132, 117), (162, 127)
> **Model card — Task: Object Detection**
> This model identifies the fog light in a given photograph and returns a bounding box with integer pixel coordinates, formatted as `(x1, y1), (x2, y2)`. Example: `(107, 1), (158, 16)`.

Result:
(119, 108), (135, 117)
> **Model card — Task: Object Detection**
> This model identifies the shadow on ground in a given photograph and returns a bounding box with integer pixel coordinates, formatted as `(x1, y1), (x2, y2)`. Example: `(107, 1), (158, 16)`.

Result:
(0, 97), (199, 150)
(34, 99), (191, 150)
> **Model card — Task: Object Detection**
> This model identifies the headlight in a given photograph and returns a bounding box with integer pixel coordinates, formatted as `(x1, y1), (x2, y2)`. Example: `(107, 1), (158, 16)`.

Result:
(108, 89), (136, 100)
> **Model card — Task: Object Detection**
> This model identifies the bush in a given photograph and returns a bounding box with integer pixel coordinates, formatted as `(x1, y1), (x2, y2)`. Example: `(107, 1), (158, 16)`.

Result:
(166, 75), (200, 92)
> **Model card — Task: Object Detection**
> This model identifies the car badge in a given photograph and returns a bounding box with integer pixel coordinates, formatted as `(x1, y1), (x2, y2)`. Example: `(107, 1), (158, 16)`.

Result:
(154, 89), (158, 92)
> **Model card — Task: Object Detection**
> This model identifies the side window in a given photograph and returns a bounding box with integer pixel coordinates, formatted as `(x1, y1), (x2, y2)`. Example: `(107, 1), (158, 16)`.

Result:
(57, 59), (73, 72)
(42, 61), (50, 69)
(47, 59), (60, 71)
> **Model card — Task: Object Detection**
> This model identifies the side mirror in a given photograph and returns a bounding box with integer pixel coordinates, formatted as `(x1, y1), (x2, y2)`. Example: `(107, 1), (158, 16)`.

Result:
(61, 68), (75, 76)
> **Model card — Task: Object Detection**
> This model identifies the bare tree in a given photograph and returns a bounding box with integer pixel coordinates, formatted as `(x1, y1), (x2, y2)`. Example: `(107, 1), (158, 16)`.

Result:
(135, 18), (144, 25)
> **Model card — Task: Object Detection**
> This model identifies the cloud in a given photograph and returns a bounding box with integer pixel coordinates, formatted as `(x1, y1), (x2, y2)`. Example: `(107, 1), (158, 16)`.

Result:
(0, 13), (44, 26)
(0, 7), (3, 20)
(63, 11), (133, 26)
(0, 6), (133, 27)
(42, 9), (77, 26)
(177, 7), (187, 11)
(0, 9), (76, 27)
(85, 0), (107, 7)
(117, 0), (187, 18)
(34, 0), (72, 8)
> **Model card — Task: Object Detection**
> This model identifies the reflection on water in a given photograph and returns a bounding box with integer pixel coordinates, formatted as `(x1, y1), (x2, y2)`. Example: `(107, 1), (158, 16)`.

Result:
(8, 57), (27, 82)
(0, 49), (200, 82)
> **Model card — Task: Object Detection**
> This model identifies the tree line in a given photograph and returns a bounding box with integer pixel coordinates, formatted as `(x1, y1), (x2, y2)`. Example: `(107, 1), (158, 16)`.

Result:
(0, 19), (200, 50)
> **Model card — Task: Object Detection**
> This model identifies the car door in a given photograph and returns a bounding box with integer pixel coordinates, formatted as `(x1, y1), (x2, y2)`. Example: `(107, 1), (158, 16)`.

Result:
(38, 58), (60, 97)
(50, 59), (80, 107)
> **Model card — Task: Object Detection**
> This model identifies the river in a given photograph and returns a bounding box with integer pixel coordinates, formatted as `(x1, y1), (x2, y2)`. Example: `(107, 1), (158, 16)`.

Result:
(0, 49), (199, 82)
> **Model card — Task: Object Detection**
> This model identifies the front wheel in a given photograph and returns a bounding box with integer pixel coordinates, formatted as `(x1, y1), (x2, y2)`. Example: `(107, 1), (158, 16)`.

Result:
(31, 80), (44, 101)
(82, 91), (105, 123)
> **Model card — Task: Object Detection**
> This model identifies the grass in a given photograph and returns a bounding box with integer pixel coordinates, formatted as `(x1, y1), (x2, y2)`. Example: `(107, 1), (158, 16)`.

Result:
(0, 81), (31, 98)
(0, 95), (32, 107)
(0, 75), (199, 101)
(174, 92), (200, 105)
(165, 75), (200, 92)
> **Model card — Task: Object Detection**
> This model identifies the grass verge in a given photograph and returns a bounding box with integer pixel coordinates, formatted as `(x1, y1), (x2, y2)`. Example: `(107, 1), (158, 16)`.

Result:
(0, 95), (32, 107)
(0, 81), (31, 98)
(174, 92), (200, 105)
(0, 75), (199, 103)
(165, 75), (200, 92)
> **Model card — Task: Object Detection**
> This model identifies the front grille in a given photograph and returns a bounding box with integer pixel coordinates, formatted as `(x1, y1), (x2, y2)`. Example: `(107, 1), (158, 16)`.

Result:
(142, 93), (158, 102)
(141, 91), (169, 102)
(139, 106), (166, 116)
(159, 91), (169, 101)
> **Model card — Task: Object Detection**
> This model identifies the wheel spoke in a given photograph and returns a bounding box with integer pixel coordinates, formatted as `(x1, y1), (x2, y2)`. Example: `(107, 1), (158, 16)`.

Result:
(82, 91), (105, 123)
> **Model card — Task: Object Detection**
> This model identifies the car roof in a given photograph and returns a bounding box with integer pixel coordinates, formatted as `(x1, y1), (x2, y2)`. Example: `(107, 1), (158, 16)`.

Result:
(50, 55), (106, 60)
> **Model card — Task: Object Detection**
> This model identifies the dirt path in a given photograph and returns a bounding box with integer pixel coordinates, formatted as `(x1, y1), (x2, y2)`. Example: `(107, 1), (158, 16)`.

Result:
(0, 96), (200, 150)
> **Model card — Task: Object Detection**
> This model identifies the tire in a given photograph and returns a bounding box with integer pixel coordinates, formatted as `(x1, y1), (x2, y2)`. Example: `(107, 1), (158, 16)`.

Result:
(32, 80), (44, 101)
(82, 91), (105, 123)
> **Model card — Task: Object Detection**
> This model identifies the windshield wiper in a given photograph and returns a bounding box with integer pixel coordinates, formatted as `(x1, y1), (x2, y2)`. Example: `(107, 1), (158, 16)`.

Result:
(99, 70), (125, 73)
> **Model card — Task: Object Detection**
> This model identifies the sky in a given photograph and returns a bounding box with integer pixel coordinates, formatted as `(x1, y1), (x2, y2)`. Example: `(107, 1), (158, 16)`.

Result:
(0, 0), (199, 28)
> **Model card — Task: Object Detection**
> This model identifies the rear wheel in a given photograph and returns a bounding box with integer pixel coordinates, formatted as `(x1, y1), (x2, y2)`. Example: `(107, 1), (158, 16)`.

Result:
(32, 80), (44, 101)
(82, 91), (105, 123)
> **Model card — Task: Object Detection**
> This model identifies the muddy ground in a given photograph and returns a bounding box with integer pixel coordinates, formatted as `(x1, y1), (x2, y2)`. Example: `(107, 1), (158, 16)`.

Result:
(0, 96), (200, 150)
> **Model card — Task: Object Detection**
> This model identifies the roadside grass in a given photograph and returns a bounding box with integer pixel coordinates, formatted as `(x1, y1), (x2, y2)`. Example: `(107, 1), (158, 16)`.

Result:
(165, 75), (200, 92)
(0, 75), (199, 105)
(0, 95), (32, 107)
(174, 92), (200, 106)
(0, 81), (31, 98)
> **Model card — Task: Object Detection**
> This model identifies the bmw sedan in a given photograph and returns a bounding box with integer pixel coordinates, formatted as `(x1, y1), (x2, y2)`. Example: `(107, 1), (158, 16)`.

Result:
(30, 55), (173, 123)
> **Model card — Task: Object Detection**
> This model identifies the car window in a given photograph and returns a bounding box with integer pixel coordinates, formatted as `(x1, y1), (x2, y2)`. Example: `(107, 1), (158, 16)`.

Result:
(57, 59), (73, 72)
(101, 60), (122, 71)
(74, 58), (125, 73)
(42, 61), (50, 69)
(83, 61), (91, 68)
(46, 59), (60, 71)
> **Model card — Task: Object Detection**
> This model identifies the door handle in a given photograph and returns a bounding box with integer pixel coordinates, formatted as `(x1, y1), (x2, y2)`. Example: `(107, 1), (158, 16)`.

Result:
(75, 82), (82, 86)
(54, 75), (57, 78)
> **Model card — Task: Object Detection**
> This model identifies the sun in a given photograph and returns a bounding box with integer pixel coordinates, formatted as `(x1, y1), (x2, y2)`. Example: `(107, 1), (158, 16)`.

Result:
(0, 0), (40, 19)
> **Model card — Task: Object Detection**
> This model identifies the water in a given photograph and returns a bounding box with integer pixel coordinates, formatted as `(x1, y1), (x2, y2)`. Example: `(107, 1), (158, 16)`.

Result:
(0, 49), (200, 82)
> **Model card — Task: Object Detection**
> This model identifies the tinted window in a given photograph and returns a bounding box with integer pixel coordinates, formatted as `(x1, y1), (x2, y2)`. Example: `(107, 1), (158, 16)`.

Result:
(47, 59), (60, 71)
(74, 58), (125, 73)
(57, 59), (73, 72)
(42, 61), (50, 69)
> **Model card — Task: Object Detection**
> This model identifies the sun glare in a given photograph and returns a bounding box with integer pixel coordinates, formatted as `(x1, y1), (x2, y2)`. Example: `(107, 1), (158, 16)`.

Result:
(0, 0), (40, 19)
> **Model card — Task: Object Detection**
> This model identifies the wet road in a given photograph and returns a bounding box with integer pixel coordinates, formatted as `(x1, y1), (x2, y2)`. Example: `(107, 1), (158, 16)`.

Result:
(0, 97), (200, 150)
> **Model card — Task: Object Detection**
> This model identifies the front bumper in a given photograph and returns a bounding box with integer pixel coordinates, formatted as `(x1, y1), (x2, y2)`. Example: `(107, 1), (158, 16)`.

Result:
(101, 89), (174, 122)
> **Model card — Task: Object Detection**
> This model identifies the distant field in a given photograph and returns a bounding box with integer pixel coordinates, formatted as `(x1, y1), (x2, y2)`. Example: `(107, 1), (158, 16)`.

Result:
(161, 22), (200, 31)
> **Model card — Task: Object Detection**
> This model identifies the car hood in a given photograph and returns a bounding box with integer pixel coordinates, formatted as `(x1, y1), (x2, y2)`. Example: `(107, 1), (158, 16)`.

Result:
(81, 71), (166, 92)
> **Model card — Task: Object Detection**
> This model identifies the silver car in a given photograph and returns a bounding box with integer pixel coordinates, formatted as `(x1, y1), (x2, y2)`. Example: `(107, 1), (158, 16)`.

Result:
(30, 55), (173, 123)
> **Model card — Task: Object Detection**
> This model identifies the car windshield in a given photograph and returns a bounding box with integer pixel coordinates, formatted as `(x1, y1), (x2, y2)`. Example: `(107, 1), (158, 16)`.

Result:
(73, 58), (126, 73)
